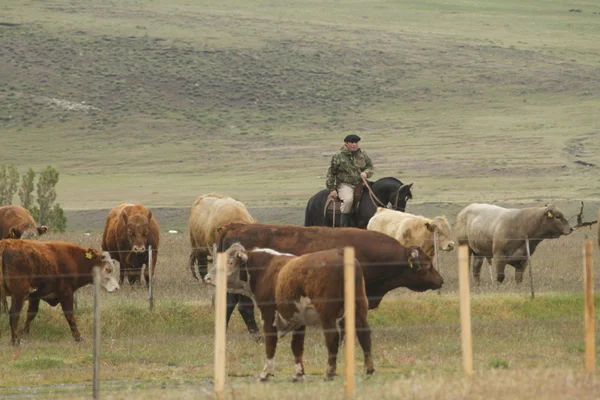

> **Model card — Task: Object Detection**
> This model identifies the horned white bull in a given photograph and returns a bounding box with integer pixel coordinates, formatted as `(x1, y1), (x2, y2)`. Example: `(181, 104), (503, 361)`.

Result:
(367, 208), (455, 258)
(454, 203), (573, 283)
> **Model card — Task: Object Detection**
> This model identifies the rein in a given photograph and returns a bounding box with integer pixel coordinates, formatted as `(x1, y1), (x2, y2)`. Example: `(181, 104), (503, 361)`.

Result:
(360, 175), (388, 209)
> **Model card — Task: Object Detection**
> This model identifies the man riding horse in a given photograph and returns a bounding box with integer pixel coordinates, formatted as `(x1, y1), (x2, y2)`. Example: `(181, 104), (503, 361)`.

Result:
(325, 134), (374, 227)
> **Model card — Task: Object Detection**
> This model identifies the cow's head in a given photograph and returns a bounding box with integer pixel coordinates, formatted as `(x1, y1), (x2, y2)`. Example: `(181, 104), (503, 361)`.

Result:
(9, 223), (48, 240)
(425, 216), (456, 251)
(122, 210), (153, 254)
(403, 247), (444, 292)
(540, 205), (573, 238)
(204, 242), (252, 296)
(85, 248), (120, 293)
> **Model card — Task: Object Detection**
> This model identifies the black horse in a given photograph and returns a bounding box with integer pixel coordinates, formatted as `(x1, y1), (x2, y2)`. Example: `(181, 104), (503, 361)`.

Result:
(304, 177), (414, 229)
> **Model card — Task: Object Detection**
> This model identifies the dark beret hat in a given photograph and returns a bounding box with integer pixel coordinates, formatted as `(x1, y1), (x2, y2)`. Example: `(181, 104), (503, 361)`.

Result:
(343, 134), (361, 143)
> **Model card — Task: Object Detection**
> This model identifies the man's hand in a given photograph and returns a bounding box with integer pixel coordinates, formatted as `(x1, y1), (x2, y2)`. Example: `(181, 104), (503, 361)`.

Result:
(329, 190), (338, 198)
(360, 172), (367, 179)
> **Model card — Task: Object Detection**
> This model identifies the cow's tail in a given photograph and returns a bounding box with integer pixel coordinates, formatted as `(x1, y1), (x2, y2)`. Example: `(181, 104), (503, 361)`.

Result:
(0, 243), (7, 314)
(188, 251), (200, 281)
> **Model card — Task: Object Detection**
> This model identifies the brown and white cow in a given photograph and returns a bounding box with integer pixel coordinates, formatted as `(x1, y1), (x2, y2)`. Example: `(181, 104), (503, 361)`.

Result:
(188, 193), (256, 281)
(205, 244), (374, 381)
(0, 205), (48, 240)
(0, 239), (119, 345)
(101, 203), (160, 286)
(218, 223), (443, 334)
(454, 203), (573, 283)
(367, 207), (455, 259)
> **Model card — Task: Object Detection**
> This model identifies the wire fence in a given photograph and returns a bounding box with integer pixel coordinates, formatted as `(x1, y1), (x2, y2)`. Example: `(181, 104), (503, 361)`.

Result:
(0, 223), (598, 398)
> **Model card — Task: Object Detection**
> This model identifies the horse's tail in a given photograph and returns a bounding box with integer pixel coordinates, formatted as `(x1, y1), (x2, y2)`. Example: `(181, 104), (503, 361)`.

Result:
(304, 198), (315, 226)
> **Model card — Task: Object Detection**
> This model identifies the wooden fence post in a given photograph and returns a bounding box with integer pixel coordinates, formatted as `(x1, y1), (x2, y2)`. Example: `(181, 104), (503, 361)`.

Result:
(214, 252), (227, 399)
(458, 245), (473, 376)
(344, 247), (356, 399)
(92, 267), (101, 400)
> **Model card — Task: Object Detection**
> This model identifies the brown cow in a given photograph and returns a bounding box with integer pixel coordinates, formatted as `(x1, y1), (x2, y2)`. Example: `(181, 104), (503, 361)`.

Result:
(205, 244), (374, 381)
(0, 206), (48, 239)
(188, 193), (256, 281)
(218, 223), (443, 335)
(0, 239), (119, 345)
(101, 203), (160, 286)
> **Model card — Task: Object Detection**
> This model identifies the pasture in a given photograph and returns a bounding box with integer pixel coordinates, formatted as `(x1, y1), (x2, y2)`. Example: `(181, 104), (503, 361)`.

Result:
(0, 228), (599, 398)
(1, 0), (600, 398)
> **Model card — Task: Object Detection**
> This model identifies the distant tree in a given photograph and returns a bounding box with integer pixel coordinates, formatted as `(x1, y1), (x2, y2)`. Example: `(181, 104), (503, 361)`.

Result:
(18, 168), (36, 210)
(49, 203), (67, 233)
(36, 166), (59, 226)
(0, 165), (8, 205)
(35, 166), (67, 232)
(6, 165), (19, 205)
(0, 164), (20, 205)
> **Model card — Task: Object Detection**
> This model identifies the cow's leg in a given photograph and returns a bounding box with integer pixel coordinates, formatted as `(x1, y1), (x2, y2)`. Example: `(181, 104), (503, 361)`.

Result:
(290, 326), (306, 382)
(119, 261), (126, 285)
(471, 253), (484, 284)
(321, 319), (340, 380)
(225, 293), (239, 329)
(355, 303), (374, 375)
(259, 312), (278, 382)
(238, 295), (260, 339)
(59, 293), (81, 342)
(9, 295), (26, 345)
(514, 261), (527, 284)
(492, 257), (507, 284)
(22, 298), (41, 335)
(191, 248), (209, 281)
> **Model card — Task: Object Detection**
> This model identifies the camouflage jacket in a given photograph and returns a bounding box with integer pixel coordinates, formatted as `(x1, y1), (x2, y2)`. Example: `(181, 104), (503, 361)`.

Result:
(325, 146), (374, 191)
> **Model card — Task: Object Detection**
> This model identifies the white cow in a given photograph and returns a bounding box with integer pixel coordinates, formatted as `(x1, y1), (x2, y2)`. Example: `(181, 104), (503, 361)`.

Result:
(367, 208), (455, 259)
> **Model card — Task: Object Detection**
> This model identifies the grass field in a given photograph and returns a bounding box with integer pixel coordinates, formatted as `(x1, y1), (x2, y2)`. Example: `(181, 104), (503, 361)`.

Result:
(1, 0), (599, 209)
(0, 229), (599, 398)
(1, 0), (600, 398)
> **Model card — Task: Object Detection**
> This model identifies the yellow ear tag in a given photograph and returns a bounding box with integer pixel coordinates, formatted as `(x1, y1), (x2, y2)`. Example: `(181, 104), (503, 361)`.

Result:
(547, 211), (553, 218)
(409, 261), (414, 269)
(85, 251), (93, 259)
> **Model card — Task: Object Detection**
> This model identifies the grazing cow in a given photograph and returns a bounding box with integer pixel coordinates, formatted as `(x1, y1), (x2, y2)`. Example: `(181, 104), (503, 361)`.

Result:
(367, 208), (455, 259)
(187, 193), (259, 335)
(0, 206), (48, 239)
(454, 203), (573, 283)
(218, 223), (443, 334)
(0, 239), (119, 344)
(101, 203), (160, 286)
(205, 244), (374, 381)
(187, 193), (256, 280)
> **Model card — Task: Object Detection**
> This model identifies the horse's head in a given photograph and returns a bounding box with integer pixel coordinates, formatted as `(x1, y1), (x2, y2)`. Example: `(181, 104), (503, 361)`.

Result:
(391, 182), (413, 212)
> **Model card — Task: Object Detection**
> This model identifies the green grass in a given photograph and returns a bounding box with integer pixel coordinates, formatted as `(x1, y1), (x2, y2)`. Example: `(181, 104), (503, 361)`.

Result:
(1, 230), (599, 398)
(1, 0), (599, 209)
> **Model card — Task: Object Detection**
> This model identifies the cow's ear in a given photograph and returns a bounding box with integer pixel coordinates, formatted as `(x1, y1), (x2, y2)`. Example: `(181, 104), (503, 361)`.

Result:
(425, 222), (435, 232)
(9, 227), (19, 238)
(546, 210), (554, 219)
(85, 247), (97, 260)
(147, 209), (153, 221)
(236, 251), (248, 263)
(37, 225), (48, 235)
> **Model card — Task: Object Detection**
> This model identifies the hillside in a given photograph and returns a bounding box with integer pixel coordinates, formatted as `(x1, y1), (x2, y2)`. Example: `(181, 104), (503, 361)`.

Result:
(1, 0), (599, 210)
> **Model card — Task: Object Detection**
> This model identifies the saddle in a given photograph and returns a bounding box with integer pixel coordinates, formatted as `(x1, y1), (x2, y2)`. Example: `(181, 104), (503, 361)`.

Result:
(325, 184), (364, 215)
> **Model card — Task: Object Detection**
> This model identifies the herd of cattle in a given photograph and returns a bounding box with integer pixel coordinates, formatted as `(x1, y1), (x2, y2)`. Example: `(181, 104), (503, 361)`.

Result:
(0, 193), (594, 380)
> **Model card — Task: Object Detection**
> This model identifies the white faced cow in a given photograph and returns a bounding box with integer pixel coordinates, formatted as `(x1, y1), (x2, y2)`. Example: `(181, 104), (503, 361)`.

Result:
(454, 203), (573, 283)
